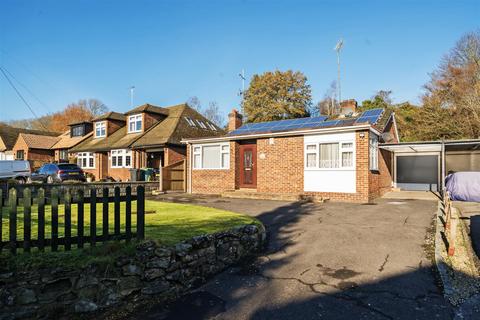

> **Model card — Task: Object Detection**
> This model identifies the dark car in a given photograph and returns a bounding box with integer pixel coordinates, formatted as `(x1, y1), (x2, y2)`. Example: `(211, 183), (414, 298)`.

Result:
(30, 163), (86, 183)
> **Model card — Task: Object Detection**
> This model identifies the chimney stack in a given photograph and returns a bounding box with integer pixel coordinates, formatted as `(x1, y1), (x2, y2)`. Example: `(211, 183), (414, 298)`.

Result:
(228, 109), (243, 132)
(340, 99), (357, 115)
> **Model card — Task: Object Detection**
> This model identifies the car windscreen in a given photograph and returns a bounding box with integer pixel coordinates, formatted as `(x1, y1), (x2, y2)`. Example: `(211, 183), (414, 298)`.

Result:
(58, 164), (80, 170)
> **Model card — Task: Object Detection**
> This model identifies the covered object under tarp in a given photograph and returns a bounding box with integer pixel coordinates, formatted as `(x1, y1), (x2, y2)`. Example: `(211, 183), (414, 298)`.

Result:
(446, 171), (480, 202)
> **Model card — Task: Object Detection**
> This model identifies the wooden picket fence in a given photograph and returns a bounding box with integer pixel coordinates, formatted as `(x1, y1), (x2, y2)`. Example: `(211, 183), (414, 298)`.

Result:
(0, 185), (145, 254)
(442, 191), (458, 256)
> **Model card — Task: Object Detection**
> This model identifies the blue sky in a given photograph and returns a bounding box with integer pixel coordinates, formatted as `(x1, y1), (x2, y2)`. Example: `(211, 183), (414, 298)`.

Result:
(0, 0), (479, 121)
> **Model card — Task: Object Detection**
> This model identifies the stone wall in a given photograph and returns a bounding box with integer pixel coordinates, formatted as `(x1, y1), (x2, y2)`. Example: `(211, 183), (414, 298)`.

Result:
(0, 224), (265, 320)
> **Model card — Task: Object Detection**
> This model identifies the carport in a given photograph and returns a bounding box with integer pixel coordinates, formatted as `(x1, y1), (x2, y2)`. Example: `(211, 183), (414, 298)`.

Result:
(381, 139), (480, 193)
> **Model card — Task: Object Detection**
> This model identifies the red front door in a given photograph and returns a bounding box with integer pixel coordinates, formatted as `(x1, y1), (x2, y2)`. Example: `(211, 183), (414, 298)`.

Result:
(239, 143), (257, 188)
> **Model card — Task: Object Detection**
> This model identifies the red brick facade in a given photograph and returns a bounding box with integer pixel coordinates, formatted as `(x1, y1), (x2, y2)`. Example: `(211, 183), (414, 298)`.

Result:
(165, 145), (186, 165)
(189, 125), (397, 203)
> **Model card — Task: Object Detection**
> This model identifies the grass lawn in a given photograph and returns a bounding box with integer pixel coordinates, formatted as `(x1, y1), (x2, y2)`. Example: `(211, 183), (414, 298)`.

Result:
(0, 200), (260, 269)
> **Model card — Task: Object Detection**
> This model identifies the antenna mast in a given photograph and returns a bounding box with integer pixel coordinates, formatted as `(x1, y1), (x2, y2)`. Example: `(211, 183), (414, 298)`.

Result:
(129, 86), (135, 108)
(238, 69), (246, 114)
(334, 39), (344, 108)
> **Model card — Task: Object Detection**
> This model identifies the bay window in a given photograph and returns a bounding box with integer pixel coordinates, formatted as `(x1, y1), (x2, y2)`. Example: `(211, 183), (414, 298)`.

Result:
(192, 143), (230, 169)
(128, 114), (142, 133)
(95, 121), (106, 138)
(111, 149), (133, 168)
(77, 152), (95, 169)
(369, 135), (379, 170)
(305, 141), (354, 169)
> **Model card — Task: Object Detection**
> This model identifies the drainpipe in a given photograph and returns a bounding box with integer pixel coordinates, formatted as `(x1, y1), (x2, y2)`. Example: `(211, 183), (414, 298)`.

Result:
(188, 143), (192, 194)
(441, 139), (446, 196)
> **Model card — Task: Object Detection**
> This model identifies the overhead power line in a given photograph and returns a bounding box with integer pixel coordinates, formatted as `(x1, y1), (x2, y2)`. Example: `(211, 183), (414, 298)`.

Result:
(0, 66), (49, 131)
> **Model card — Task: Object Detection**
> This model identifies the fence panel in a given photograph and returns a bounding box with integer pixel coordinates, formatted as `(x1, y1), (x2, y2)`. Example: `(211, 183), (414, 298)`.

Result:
(0, 185), (145, 254)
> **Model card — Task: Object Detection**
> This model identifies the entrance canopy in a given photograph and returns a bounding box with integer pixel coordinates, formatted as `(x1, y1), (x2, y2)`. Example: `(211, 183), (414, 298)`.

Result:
(380, 142), (441, 153)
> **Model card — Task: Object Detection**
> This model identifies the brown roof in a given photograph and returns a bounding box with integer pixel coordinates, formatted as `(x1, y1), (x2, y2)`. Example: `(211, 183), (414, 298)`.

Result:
(0, 123), (58, 151)
(92, 111), (125, 122)
(51, 130), (93, 150)
(125, 103), (170, 116)
(19, 133), (60, 149)
(131, 104), (224, 148)
(71, 103), (224, 152)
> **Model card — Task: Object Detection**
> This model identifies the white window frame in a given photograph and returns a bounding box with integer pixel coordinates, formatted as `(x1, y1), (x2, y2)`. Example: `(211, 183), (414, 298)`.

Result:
(369, 134), (379, 171)
(192, 143), (230, 170)
(95, 121), (106, 138)
(128, 114), (142, 133)
(304, 141), (355, 170)
(77, 152), (95, 169)
(111, 149), (133, 168)
(59, 149), (69, 161)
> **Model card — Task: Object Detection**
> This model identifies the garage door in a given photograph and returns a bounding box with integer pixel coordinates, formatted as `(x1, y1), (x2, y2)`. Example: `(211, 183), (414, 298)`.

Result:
(396, 155), (439, 191)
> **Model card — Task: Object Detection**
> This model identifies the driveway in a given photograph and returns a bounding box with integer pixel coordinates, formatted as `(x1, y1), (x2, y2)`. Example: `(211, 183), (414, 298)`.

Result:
(140, 194), (453, 319)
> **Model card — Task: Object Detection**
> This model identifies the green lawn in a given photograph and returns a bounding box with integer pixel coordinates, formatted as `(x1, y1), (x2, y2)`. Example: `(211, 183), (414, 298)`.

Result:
(0, 200), (260, 270)
(1, 200), (259, 246)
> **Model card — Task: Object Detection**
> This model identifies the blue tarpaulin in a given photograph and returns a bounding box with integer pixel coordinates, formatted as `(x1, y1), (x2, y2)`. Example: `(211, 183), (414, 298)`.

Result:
(446, 172), (480, 202)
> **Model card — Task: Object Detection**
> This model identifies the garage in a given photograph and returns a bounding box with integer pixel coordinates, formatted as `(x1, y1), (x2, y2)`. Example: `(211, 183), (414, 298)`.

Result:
(396, 155), (439, 191)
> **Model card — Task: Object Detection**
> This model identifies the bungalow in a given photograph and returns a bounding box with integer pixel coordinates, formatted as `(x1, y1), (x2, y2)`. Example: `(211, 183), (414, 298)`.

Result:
(12, 133), (60, 169)
(51, 121), (93, 163)
(0, 123), (57, 160)
(183, 100), (399, 203)
(70, 103), (223, 181)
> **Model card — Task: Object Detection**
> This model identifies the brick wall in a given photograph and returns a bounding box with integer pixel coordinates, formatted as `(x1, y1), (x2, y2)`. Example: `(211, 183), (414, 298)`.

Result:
(256, 136), (304, 194)
(83, 152), (108, 181)
(189, 142), (236, 194)
(165, 145), (186, 165)
(143, 112), (165, 131)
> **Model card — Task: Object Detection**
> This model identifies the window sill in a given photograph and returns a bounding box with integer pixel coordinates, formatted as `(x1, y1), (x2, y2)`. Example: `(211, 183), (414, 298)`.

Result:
(370, 169), (380, 174)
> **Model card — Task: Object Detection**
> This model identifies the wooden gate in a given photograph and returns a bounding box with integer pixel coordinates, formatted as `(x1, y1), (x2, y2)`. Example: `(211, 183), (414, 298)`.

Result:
(162, 160), (186, 191)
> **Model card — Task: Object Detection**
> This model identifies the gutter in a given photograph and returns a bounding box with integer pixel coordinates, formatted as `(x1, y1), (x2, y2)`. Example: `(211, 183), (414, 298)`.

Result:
(182, 124), (377, 144)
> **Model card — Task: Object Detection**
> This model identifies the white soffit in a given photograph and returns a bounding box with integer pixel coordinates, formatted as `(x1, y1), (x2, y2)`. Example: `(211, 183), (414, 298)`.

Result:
(380, 144), (441, 153)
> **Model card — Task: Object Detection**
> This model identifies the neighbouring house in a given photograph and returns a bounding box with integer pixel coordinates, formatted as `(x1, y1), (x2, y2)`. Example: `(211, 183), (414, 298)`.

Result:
(183, 100), (400, 203)
(0, 123), (57, 160)
(50, 122), (93, 163)
(12, 133), (61, 169)
(70, 103), (223, 182)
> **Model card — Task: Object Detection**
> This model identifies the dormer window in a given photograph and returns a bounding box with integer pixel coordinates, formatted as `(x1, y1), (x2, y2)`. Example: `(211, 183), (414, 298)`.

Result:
(71, 125), (85, 137)
(95, 121), (106, 138)
(128, 114), (142, 133)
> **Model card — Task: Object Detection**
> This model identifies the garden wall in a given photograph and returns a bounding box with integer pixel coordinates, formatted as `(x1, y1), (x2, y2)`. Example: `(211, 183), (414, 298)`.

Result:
(0, 224), (266, 319)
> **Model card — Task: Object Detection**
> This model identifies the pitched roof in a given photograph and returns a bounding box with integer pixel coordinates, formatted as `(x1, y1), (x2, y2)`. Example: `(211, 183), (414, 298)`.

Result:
(51, 130), (93, 150)
(125, 103), (170, 116)
(19, 133), (60, 149)
(71, 103), (224, 152)
(131, 104), (224, 148)
(0, 123), (58, 151)
(92, 111), (125, 122)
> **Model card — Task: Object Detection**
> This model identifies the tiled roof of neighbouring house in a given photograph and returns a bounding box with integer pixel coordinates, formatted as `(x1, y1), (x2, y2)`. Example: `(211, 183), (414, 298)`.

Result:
(70, 103), (224, 152)
(124, 103), (170, 116)
(50, 130), (93, 150)
(0, 123), (58, 151)
(19, 133), (60, 149)
(92, 111), (126, 122)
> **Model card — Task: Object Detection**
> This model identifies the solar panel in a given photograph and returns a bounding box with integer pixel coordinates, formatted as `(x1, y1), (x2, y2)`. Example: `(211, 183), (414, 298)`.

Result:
(354, 109), (384, 125)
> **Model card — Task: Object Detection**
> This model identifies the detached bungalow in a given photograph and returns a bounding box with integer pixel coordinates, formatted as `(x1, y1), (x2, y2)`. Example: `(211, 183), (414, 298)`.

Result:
(183, 100), (399, 203)
(12, 133), (60, 168)
(70, 103), (223, 181)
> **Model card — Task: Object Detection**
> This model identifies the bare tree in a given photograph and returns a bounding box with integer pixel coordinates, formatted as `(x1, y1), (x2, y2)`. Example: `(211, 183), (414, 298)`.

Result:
(187, 96), (202, 112)
(203, 101), (225, 127)
(314, 81), (338, 116)
(77, 99), (108, 116)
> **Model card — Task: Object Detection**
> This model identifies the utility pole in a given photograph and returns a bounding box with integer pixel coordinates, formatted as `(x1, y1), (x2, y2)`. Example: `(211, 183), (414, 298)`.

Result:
(334, 39), (344, 107)
(238, 69), (246, 114)
(130, 86), (135, 108)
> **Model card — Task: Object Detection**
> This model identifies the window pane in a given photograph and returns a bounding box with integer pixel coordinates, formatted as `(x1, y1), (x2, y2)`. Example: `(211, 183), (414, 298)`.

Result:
(118, 156), (123, 166)
(319, 143), (339, 168)
(193, 154), (201, 168)
(125, 156), (131, 167)
(221, 145), (229, 152)
(306, 144), (316, 151)
(202, 145), (221, 168)
(222, 153), (230, 168)
(342, 152), (353, 167)
(136, 120), (142, 131)
(342, 142), (353, 149)
(306, 153), (317, 167)
(194, 147), (201, 153)
(112, 156), (117, 167)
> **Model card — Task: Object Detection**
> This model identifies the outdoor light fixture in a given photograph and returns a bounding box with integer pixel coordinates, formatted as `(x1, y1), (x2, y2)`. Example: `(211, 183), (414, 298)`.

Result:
(359, 133), (365, 138)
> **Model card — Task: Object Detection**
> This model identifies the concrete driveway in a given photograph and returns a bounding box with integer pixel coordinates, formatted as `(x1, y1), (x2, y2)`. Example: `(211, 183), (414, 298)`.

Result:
(140, 195), (453, 319)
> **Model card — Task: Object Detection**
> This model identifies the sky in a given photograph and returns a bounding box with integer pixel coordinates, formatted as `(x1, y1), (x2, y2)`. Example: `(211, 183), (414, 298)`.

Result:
(0, 0), (479, 122)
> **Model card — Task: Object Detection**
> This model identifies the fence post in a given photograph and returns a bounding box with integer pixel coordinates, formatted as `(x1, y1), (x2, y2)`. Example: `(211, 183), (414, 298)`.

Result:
(23, 188), (32, 253)
(114, 186), (120, 237)
(9, 188), (17, 254)
(136, 185), (145, 240)
(125, 186), (132, 242)
(90, 188), (97, 247)
(64, 189), (72, 251)
(51, 188), (59, 252)
(38, 188), (45, 251)
(0, 188), (3, 250)
(77, 189), (84, 249)
(102, 187), (109, 243)
(448, 215), (458, 256)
